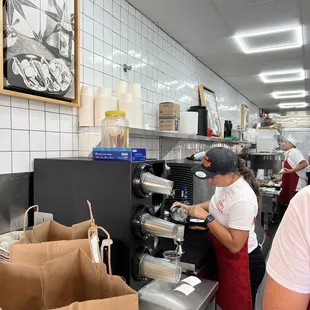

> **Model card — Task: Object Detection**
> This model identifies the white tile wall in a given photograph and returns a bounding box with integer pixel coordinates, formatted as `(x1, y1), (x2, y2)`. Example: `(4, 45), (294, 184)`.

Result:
(0, 0), (258, 175)
(79, 0), (259, 157)
(0, 101), (78, 174)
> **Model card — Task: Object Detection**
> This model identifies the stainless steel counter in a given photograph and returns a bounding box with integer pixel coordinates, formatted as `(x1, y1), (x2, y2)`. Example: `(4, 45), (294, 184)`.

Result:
(139, 275), (218, 310)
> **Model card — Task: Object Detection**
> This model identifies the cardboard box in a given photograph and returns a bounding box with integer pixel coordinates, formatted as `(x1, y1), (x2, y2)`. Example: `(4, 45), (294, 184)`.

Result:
(92, 148), (146, 162)
(159, 119), (180, 132)
(159, 102), (180, 132)
(159, 102), (180, 118)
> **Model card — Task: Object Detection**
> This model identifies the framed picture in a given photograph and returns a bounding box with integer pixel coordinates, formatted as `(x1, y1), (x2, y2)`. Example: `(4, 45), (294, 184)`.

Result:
(241, 104), (249, 130)
(198, 84), (222, 137)
(0, 0), (80, 107)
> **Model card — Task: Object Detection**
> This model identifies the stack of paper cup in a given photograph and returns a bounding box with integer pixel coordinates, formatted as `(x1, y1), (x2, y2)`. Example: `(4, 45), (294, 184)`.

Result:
(119, 93), (135, 127)
(129, 83), (142, 98)
(129, 83), (144, 129)
(94, 87), (112, 126)
(110, 97), (119, 110)
(79, 86), (94, 127)
(115, 80), (128, 98)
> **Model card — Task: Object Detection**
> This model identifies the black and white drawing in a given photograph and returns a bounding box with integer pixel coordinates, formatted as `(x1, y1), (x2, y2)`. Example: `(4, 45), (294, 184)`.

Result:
(3, 0), (75, 100)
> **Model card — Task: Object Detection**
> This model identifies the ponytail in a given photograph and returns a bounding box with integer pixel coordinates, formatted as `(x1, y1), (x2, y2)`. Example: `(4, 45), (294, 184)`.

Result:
(237, 158), (261, 205)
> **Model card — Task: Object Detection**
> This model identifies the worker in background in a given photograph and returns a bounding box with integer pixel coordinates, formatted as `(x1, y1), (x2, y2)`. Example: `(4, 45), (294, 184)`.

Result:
(276, 137), (308, 219)
(263, 186), (310, 310)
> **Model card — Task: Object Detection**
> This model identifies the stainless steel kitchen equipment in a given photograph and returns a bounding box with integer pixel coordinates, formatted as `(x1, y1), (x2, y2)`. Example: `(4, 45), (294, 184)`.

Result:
(139, 275), (218, 310)
(248, 153), (284, 178)
(259, 188), (281, 231)
(34, 158), (178, 290)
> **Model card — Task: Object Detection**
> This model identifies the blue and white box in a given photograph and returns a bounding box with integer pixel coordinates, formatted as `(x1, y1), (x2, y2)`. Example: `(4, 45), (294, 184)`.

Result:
(92, 148), (146, 162)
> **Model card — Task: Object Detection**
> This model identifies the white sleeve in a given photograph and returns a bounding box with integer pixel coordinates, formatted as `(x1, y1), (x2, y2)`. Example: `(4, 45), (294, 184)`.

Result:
(291, 149), (306, 165)
(267, 187), (310, 294)
(228, 200), (256, 231)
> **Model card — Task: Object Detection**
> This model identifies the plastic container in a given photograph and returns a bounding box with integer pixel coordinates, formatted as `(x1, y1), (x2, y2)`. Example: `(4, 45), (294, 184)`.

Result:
(101, 110), (129, 148)
(141, 172), (173, 196)
(141, 214), (178, 239)
(163, 251), (182, 265)
(139, 254), (182, 283)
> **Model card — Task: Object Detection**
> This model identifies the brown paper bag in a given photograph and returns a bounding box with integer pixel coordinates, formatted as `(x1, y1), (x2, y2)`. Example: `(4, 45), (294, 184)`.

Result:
(0, 249), (138, 310)
(10, 202), (95, 266)
(10, 239), (91, 266)
(20, 202), (95, 244)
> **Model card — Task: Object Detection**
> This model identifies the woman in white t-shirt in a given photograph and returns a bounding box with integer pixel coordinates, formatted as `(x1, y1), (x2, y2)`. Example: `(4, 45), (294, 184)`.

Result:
(173, 147), (265, 310)
(276, 137), (308, 218)
(263, 186), (310, 310)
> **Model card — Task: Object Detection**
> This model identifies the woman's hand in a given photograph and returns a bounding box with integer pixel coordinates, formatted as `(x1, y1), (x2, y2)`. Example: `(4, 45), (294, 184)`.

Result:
(172, 202), (208, 220)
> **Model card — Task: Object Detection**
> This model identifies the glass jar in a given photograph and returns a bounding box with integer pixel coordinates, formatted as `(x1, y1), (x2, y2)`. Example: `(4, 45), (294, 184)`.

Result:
(101, 110), (129, 148)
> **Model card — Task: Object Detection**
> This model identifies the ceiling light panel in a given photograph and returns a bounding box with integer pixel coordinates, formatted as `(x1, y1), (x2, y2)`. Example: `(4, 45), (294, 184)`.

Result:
(272, 90), (306, 99)
(235, 26), (303, 54)
(279, 102), (308, 109)
(260, 69), (305, 83)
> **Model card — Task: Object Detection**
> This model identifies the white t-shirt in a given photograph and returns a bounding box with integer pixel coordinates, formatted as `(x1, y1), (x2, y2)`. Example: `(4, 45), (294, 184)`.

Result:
(284, 148), (307, 191)
(267, 186), (310, 294)
(209, 176), (258, 253)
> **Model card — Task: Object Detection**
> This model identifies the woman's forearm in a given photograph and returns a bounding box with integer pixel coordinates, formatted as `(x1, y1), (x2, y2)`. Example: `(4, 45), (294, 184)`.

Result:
(196, 200), (210, 212)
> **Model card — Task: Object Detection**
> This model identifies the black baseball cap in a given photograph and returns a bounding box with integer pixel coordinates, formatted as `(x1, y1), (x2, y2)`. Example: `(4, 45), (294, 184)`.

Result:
(191, 147), (238, 179)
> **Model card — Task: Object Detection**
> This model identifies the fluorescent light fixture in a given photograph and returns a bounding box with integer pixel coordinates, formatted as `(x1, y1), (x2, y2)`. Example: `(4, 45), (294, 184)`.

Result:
(272, 90), (306, 99)
(278, 102), (308, 109)
(260, 69), (305, 83)
(234, 26), (303, 54)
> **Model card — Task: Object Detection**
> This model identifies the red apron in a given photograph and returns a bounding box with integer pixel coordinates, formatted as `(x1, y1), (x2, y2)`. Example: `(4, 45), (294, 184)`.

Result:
(279, 160), (299, 205)
(210, 233), (252, 310)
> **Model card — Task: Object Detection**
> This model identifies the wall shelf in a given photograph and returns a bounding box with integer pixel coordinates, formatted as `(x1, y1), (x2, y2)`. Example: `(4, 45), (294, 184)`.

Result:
(130, 128), (253, 148)
(79, 127), (252, 158)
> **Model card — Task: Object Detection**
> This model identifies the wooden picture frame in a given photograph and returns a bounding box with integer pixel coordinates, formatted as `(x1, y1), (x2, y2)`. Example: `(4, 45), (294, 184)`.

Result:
(241, 104), (249, 130)
(0, 0), (80, 107)
(198, 84), (222, 137)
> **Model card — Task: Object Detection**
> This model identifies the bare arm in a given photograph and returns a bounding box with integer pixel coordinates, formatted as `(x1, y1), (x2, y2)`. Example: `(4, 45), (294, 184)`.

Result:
(263, 275), (310, 310)
(292, 160), (308, 172)
(197, 200), (210, 212)
(179, 204), (249, 254)
(172, 200), (210, 212)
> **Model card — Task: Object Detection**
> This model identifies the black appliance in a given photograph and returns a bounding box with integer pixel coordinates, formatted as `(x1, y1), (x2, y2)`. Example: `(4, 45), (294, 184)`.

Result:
(188, 106), (208, 136)
(165, 160), (215, 208)
(34, 158), (177, 290)
(224, 120), (232, 138)
(162, 160), (217, 279)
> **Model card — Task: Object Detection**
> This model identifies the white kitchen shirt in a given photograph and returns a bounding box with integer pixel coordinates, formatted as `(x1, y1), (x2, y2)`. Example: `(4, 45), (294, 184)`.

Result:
(284, 148), (308, 191)
(267, 186), (310, 294)
(209, 176), (258, 253)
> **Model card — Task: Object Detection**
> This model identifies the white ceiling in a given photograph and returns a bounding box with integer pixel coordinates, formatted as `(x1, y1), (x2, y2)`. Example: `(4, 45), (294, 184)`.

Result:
(127, 0), (310, 111)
